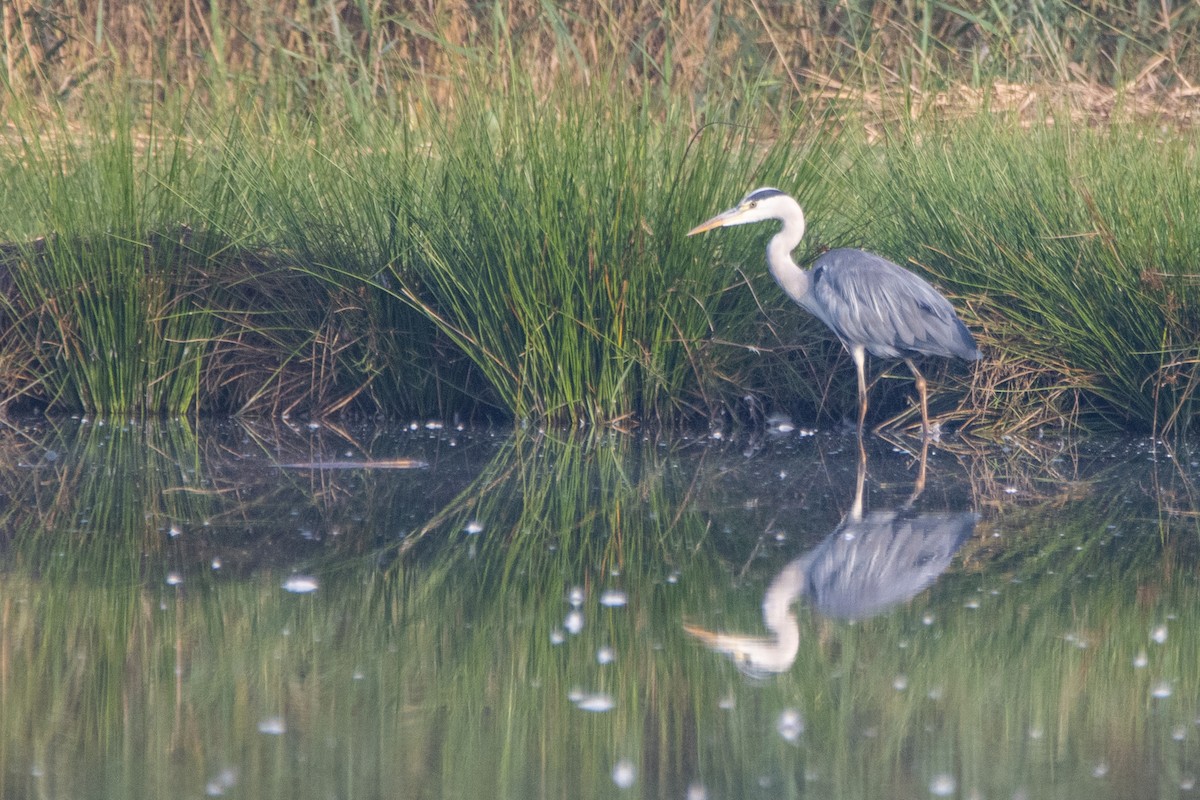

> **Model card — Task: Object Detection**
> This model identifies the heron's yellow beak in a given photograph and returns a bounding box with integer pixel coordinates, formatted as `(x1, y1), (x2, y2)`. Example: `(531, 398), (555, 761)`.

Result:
(687, 208), (739, 236)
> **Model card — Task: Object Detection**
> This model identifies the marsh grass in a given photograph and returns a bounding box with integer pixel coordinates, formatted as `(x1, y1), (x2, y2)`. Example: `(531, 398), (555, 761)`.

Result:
(0, 94), (247, 416)
(5, 1), (1200, 108)
(1, 3), (1199, 430)
(392, 82), (850, 425)
(866, 115), (1200, 434)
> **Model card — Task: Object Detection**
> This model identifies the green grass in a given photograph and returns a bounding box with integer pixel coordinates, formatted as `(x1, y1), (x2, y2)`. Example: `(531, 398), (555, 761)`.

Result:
(865, 115), (1200, 434)
(1, 4), (1199, 431)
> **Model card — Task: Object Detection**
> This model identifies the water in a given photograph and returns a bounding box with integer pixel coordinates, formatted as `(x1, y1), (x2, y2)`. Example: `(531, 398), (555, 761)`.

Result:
(0, 418), (1197, 799)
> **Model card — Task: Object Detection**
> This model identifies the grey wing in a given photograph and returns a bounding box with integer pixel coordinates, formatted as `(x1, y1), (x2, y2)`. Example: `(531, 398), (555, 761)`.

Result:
(810, 249), (979, 360)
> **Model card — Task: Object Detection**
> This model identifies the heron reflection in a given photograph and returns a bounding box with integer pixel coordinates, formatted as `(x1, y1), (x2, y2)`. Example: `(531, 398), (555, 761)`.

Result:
(686, 456), (975, 676)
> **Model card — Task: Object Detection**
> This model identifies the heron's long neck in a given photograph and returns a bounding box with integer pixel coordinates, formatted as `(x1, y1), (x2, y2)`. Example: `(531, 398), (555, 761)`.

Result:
(766, 209), (812, 307)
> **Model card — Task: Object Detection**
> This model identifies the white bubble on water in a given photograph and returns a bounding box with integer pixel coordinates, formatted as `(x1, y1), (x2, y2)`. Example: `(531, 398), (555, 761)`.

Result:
(463, 520), (483, 535)
(686, 782), (708, 800)
(575, 692), (616, 712)
(549, 628), (566, 645)
(568, 586), (585, 607)
(597, 646), (615, 664)
(1133, 650), (1149, 668)
(1151, 625), (1169, 644)
(1172, 725), (1188, 741)
(611, 758), (636, 789)
(166, 572), (183, 586)
(564, 610), (584, 635)
(1179, 776), (1195, 791)
(205, 767), (238, 796)
(1092, 762), (1109, 778)
(893, 675), (909, 691)
(929, 773), (956, 796)
(257, 717), (286, 735)
(599, 589), (627, 607)
(1152, 681), (1174, 699)
(776, 709), (804, 742)
(283, 575), (319, 594)
(168, 524), (183, 538)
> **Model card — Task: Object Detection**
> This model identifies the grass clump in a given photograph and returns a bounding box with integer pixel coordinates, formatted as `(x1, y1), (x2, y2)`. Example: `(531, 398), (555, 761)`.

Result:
(0, 97), (230, 416)
(867, 115), (1200, 434)
(385, 81), (855, 427)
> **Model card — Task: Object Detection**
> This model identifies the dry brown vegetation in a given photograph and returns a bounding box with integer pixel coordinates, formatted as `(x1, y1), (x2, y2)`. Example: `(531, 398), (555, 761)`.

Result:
(5, 1), (1200, 116)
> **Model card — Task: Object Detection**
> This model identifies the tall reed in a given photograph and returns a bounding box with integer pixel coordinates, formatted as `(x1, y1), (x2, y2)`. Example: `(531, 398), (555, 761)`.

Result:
(380, 79), (853, 426)
(865, 114), (1200, 433)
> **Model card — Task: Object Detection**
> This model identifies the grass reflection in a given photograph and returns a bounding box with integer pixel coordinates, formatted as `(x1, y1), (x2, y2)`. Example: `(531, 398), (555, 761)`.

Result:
(0, 425), (1196, 798)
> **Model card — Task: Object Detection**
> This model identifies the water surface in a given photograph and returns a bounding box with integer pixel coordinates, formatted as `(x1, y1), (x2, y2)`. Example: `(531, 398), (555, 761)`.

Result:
(1, 419), (1197, 799)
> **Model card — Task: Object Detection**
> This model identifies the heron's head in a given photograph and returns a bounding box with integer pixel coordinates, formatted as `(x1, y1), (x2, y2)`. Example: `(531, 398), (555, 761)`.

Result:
(687, 187), (800, 235)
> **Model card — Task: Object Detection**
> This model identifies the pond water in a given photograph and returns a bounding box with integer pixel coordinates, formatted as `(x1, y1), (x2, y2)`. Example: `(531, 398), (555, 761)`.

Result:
(0, 419), (1197, 799)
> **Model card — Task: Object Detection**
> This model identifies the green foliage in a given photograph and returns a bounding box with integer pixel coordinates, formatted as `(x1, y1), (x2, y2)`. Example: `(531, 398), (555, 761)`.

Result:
(392, 80), (846, 425)
(866, 115), (1200, 433)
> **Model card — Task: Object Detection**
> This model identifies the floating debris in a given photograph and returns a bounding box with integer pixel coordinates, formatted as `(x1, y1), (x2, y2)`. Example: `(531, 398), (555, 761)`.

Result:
(776, 709), (804, 742)
(599, 589), (627, 607)
(283, 575), (319, 594)
(611, 758), (636, 789)
(767, 413), (795, 433)
(257, 717), (286, 735)
(575, 693), (616, 712)
(929, 773), (956, 796)
(205, 768), (238, 796)
(278, 458), (428, 470)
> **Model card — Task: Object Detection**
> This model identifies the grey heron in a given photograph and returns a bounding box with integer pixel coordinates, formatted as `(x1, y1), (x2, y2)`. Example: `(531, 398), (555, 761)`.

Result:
(685, 451), (976, 676)
(688, 188), (980, 436)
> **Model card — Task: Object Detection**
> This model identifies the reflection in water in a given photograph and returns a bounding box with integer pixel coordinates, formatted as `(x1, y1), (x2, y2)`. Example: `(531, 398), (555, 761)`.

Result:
(0, 423), (1197, 799)
(687, 455), (976, 676)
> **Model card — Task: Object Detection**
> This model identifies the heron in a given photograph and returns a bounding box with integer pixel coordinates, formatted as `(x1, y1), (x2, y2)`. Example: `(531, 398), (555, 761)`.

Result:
(688, 188), (980, 436)
(685, 451), (976, 677)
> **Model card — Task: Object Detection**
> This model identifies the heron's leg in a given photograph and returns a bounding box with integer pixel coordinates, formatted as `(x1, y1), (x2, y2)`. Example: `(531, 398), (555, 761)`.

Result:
(905, 438), (929, 507)
(904, 358), (929, 437)
(850, 446), (867, 522)
(852, 345), (868, 435)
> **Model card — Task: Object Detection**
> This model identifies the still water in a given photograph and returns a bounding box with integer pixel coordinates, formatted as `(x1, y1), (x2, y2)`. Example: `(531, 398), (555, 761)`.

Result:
(0, 419), (1197, 799)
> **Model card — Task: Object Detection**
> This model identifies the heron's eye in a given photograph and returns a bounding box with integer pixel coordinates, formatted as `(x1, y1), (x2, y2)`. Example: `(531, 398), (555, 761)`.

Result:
(748, 201), (758, 209)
